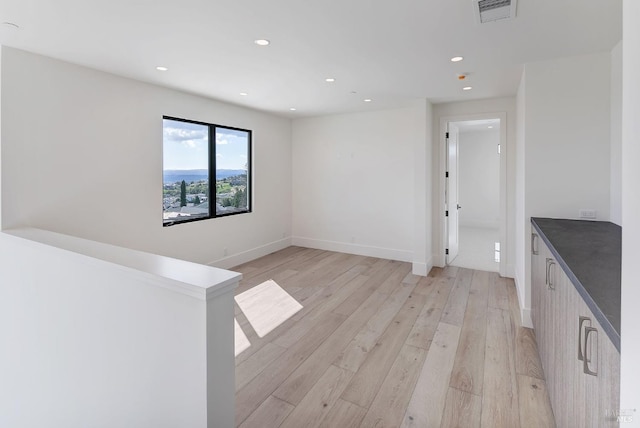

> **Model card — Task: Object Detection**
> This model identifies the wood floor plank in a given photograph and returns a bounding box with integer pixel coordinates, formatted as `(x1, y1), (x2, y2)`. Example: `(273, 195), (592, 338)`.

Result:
(488, 273), (510, 311)
(441, 267), (473, 326)
(404, 277), (453, 349)
(516, 327), (545, 380)
(279, 365), (354, 428)
(273, 264), (416, 406)
(440, 387), (482, 428)
(236, 342), (287, 392)
(235, 310), (346, 425)
(517, 374), (556, 428)
(331, 260), (401, 316)
(481, 307), (520, 428)
(429, 265), (459, 278)
(402, 272), (422, 285)
(233, 247), (554, 428)
(290, 264), (370, 322)
(274, 274), (370, 349)
(238, 395), (294, 428)
(318, 399), (367, 428)
(335, 277), (420, 372)
(358, 344), (427, 428)
(340, 292), (429, 408)
(401, 322), (461, 428)
(449, 270), (490, 395)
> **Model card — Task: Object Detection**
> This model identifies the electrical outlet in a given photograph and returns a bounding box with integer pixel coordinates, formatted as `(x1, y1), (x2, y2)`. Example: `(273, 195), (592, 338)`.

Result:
(579, 209), (597, 220)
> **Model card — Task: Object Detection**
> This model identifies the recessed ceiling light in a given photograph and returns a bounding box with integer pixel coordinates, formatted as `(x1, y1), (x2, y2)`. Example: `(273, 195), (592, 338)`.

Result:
(254, 39), (270, 46)
(240, 92), (248, 96)
(488, 125), (494, 129)
(364, 99), (372, 102)
(2, 22), (19, 30)
(463, 86), (473, 91)
(325, 78), (336, 83)
(156, 66), (168, 71)
(289, 108), (297, 111)
(451, 56), (464, 62)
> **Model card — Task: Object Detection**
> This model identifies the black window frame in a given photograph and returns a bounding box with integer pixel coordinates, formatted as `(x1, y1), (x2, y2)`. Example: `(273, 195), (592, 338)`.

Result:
(162, 115), (252, 227)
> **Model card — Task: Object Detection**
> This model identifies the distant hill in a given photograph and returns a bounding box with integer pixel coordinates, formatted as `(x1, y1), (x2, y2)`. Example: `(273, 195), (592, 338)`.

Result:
(163, 169), (246, 184)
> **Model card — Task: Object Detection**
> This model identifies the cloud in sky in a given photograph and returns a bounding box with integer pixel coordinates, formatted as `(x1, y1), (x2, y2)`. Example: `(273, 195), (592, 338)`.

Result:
(164, 123), (207, 150)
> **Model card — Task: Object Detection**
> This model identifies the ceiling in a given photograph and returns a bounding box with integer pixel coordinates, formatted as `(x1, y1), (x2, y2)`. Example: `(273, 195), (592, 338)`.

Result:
(0, 0), (622, 118)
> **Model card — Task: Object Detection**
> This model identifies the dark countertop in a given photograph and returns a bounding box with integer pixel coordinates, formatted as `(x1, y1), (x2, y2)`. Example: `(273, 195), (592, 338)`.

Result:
(531, 217), (621, 352)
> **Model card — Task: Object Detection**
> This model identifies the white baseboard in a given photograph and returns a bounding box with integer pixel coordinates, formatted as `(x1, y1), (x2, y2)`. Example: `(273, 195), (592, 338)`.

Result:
(413, 255), (435, 277)
(291, 236), (413, 263)
(412, 262), (428, 276)
(513, 270), (533, 328)
(208, 237), (292, 270)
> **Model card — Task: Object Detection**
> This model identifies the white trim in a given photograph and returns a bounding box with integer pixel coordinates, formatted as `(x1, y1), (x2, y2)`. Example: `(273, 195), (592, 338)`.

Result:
(438, 112), (508, 277)
(3, 228), (241, 301)
(413, 255), (435, 276)
(208, 237), (292, 269)
(514, 269), (533, 328)
(291, 236), (413, 262)
(412, 262), (428, 276)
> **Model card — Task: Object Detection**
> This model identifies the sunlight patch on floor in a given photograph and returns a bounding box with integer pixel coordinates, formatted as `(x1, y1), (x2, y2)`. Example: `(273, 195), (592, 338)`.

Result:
(234, 318), (251, 356)
(234, 279), (303, 338)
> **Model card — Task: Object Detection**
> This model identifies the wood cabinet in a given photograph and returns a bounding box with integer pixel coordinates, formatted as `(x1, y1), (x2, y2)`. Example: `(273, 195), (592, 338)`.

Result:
(531, 232), (620, 427)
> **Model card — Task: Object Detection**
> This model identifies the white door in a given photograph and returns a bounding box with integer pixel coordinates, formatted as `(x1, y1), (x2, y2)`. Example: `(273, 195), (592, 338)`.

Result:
(446, 124), (460, 264)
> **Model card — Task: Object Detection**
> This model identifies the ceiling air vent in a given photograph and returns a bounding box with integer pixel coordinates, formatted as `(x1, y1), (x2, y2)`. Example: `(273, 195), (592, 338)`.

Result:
(473, 0), (517, 24)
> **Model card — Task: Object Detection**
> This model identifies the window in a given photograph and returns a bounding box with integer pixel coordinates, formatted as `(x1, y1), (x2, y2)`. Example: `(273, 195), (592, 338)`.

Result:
(162, 117), (251, 226)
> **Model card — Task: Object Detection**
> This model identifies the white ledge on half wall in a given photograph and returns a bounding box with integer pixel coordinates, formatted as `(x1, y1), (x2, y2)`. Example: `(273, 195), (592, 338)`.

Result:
(4, 227), (242, 300)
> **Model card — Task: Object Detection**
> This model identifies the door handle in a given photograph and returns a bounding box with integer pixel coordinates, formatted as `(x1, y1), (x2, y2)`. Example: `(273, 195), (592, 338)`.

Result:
(456, 204), (462, 210)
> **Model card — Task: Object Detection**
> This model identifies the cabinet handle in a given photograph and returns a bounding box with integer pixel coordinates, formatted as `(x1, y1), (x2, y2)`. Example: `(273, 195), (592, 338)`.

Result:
(583, 326), (598, 376)
(531, 233), (539, 255)
(578, 316), (591, 361)
(545, 258), (555, 290)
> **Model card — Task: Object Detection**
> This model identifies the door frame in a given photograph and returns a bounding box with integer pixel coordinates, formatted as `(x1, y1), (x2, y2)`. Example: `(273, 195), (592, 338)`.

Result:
(438, 112), (507, 277)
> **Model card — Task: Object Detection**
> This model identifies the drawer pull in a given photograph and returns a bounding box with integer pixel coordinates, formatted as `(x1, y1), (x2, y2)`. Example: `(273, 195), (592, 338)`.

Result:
(531, 233), (539, 255)
(578, 316), (591, 361)
(545, 258), (556, 290)
(583, 326), (598, 376)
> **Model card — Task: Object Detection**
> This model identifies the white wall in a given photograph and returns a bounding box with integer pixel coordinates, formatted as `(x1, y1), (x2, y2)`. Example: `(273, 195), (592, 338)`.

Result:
(0, 230), (236, 428)
(0, 47), (292, 268)
(515, 52), (612, 327)
(432, 97), (517, 275)
(458, 129), (500, 229)
(523, 52), (611, 222)
(413, 101), (433, 275)
(291, 102), (431, 271)
(610, 41), (623, 226)
(621, 0), (640, 421)
(515, 71), (527, 323)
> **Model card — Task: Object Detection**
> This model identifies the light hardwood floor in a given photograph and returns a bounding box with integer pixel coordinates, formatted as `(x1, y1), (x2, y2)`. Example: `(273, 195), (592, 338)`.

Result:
(233, 247), (556, 428)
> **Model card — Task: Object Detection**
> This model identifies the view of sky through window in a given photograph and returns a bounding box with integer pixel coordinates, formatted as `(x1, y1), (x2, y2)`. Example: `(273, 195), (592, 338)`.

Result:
(163, 118), (250, 225)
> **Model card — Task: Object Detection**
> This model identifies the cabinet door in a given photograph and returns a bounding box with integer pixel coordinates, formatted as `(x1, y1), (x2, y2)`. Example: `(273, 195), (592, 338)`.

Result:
(532, 237), (558, 410)
(576, 296), (620, 427)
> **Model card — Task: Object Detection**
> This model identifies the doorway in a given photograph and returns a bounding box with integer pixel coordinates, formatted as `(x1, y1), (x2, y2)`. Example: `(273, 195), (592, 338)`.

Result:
(441, 114), (506, 275)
